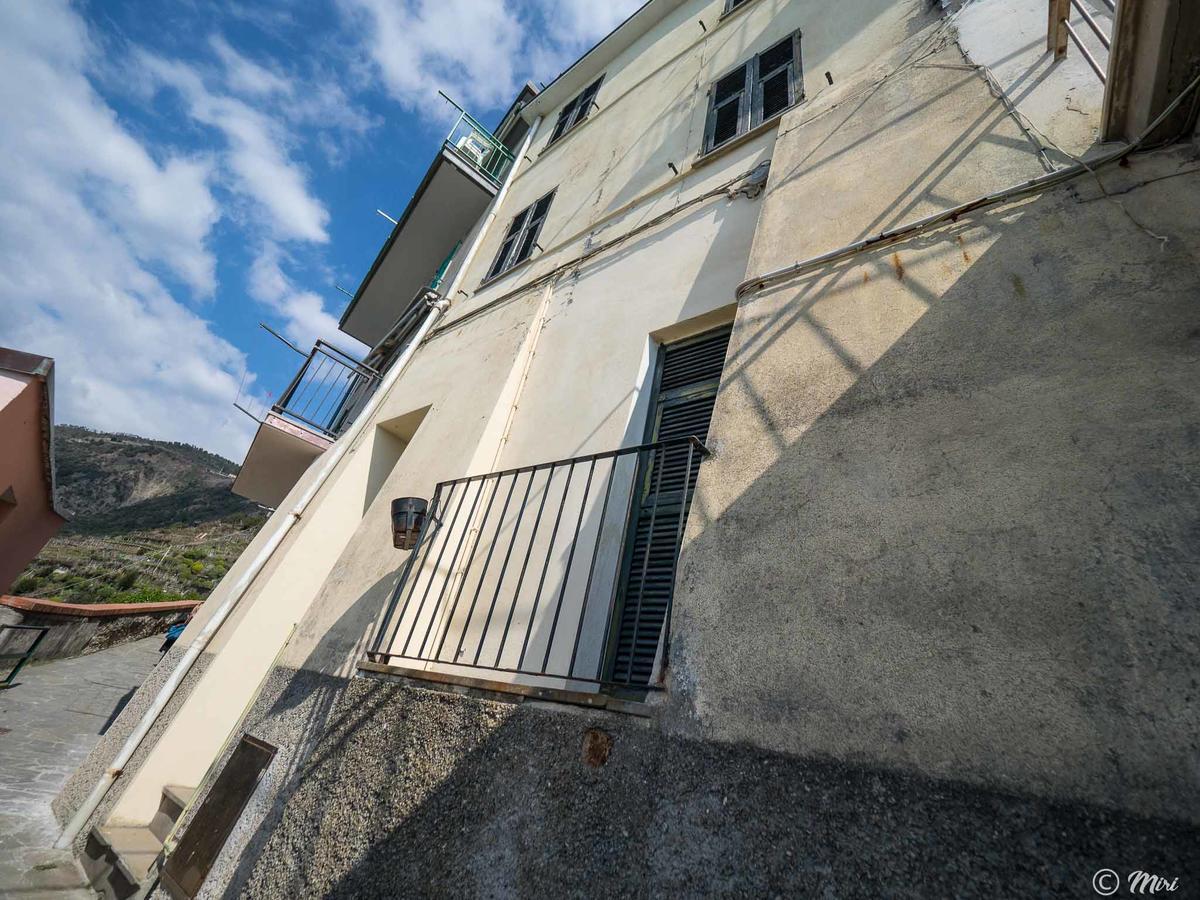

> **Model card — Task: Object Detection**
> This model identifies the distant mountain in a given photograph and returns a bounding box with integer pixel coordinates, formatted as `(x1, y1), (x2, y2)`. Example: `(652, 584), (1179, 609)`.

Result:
(14, 426), (267, 604)
(54, 425), (258, 534)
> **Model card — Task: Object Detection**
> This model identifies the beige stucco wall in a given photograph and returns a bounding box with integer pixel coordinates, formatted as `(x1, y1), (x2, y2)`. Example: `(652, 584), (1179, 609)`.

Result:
(666, 0), (1200, 823)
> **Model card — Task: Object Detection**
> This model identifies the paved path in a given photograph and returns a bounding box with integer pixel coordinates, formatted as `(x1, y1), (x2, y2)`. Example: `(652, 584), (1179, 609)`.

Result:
(0, 637), (163, 898)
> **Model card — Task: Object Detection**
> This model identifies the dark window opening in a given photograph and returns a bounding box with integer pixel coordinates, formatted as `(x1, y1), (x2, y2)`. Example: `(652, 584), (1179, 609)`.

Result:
(723, 0), (754, 12)
(704, 32), (803, 153)
(549, 76), (605, 144)
(486, 190), (556, 281)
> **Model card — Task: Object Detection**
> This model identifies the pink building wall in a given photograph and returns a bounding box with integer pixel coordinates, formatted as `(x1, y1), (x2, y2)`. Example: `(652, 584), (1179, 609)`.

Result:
(0, 369), (66, 592)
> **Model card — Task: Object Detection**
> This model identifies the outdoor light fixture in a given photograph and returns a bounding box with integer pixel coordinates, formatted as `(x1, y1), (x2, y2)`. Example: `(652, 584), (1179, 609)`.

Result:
(391, 497), (428, 550)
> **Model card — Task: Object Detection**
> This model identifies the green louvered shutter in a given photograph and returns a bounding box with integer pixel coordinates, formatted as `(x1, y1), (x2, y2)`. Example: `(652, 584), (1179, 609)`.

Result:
(609, 324), (733, 686)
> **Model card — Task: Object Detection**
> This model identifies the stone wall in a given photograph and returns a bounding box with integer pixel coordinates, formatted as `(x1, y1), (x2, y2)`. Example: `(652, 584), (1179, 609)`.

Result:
(159, 672), (1198, 900)
(666, 137), (1200, 821)
(0, 596), (197, 662)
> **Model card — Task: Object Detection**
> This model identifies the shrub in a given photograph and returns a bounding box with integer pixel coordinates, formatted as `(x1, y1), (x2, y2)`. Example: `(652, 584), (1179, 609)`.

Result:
(111, 586), (177, 604)
(117, 570), (138, 590)
(12, 575), (40, 595)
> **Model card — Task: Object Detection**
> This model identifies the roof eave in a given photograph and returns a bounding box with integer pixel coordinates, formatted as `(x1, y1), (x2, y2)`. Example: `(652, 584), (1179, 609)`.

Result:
(520, 0), (684, 124)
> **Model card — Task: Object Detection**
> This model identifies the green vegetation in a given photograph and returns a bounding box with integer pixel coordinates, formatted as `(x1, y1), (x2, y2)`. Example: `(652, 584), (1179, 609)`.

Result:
(13, 425), (268, 605)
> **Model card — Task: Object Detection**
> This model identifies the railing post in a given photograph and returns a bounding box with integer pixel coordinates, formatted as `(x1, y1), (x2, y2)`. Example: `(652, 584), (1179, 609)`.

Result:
(1, 626), (49, 686)
(1049, 0), (1070, 59)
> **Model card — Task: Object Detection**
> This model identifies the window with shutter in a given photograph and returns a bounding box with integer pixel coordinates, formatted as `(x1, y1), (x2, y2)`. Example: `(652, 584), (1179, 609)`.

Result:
(548, 76), (605, 145)
(704, 32), (803, 153)
(485, 190), (556, 281)
(607, 324), (733, 687)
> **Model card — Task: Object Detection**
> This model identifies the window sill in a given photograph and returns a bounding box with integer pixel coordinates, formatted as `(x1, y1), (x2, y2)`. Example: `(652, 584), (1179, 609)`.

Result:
(690, 112), (785, 173)
(716, 0), (768, 26)
(477, 252), (538, 293)
(536, 113), (599, 163)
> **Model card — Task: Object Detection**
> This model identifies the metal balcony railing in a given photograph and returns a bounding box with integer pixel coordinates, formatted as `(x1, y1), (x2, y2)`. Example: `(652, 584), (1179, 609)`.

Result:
(368, 435), (710, 689)
(274, 341), (380, 439)
(440, 92), (515, 188)
(1049, 0), (1115, 83)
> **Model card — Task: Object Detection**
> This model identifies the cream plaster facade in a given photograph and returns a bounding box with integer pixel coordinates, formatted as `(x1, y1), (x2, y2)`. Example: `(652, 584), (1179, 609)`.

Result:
(68, 1), (1200, 884)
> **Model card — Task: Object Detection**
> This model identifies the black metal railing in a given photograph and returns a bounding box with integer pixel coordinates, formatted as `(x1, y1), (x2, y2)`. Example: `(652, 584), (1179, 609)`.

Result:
(0, 624), (49, 686)
(367, 435), (709, 689)
(274, 342), (380, 439)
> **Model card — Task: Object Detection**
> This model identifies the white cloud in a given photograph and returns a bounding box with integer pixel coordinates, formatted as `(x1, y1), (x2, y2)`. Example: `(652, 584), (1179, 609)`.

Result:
(249, 244), (367, 355)
(210, 34), (293, 98)
(0, 0), (256, 460)
(138, 51), (331, 244)
(340, 0), (642, 119)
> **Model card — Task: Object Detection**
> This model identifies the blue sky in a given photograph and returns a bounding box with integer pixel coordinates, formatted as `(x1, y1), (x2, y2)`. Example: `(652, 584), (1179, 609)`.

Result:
(0, 0), (639, 460)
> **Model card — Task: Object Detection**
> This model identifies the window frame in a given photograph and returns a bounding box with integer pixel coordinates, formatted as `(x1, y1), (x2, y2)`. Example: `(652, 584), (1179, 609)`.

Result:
(703, 31), (804, 154)
(722, 0), (756, 14)
(547, 76), (605, 146)
(484, 189), (557, 282)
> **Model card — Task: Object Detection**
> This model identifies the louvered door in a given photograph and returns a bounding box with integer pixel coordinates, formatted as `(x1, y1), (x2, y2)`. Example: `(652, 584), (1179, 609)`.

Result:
(607, 325), (733, 686)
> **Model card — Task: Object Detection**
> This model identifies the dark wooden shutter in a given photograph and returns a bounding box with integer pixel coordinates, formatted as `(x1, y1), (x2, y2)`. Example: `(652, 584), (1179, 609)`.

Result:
(756, 37), (797, 123)
(610, 325), (732, 686)
(708, 66), (749, 150)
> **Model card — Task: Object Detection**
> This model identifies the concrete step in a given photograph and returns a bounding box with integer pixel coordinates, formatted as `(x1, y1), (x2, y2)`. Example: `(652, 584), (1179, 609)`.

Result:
(150, 784), (196, 844)
(162, 784), (195, 810)
(92, 824), (162, 894)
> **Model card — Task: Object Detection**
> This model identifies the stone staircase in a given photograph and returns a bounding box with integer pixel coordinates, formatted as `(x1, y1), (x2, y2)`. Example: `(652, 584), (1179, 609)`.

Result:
(82, 785), (194, 900)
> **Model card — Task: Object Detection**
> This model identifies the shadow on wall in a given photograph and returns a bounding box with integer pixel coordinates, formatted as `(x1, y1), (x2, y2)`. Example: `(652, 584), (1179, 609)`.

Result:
(201, 568), (409, 899)
(667, 149), (1200, 821)
(217, 675), (1198, 899)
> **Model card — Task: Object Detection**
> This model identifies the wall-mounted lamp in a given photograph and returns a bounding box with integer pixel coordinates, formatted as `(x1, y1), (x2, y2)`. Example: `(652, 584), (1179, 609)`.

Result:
(391, 497), (429, 550)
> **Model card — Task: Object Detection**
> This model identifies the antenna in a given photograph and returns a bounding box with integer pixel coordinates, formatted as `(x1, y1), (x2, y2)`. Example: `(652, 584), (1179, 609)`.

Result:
(376, 209), (399, 225)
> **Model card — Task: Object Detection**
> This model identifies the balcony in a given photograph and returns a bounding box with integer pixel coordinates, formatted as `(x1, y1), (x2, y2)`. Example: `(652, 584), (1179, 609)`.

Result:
(365, 436), (709, 697)
(272, 341), (379, 439)
(232, 342), (379, 507)
(440, 96), (516, 188)
(338, 87), (536, 348)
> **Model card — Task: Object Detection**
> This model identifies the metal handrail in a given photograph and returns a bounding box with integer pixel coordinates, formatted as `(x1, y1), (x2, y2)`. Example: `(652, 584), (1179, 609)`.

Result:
(0, 625), (50, 686)
(273, 343), (380, 439)
(439, 92), (515, 187)
(1071, 0), (1111, 50)
(367, 435), (710, 688)
(1050, 0), (1115, 84)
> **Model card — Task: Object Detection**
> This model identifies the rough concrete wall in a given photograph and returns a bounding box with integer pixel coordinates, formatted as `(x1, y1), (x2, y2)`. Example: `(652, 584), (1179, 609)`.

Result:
(0, 607), (187, 661)
(666, 136), (1200, 822)
(0, 605), (93, 660)
(88, 612), (185, 655)
(168, 676), (1197, 900)
(52, 646), (210, 852)
(150, 666), (359, 900)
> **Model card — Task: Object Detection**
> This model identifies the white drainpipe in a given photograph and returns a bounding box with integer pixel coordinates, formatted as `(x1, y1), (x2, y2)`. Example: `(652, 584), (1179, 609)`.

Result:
(56, 114), (544, 850)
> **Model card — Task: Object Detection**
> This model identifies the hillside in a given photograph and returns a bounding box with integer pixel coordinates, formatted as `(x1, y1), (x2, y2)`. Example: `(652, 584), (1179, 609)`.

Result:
(13, 426), (267, 604)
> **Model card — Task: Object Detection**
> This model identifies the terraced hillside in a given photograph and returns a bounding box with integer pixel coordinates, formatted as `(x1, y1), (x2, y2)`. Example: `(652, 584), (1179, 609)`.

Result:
(12, 426), (267, 604)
